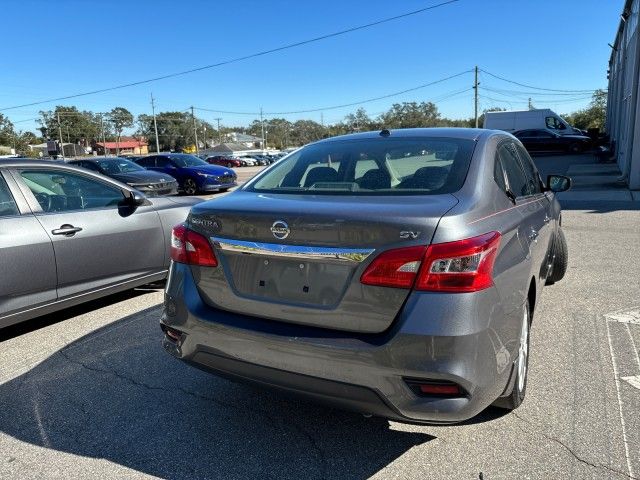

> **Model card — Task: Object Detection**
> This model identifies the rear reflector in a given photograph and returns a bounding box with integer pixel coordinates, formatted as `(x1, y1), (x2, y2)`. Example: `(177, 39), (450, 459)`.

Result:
(405, 379), (465, 397)
(360, 232), (500, 293)
(171, 224), (218, 267)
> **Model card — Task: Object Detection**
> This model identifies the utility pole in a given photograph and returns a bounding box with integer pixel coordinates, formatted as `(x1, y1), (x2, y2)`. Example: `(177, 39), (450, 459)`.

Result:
(215, 117), (222, 144)
(528, 97), (533, 110)
(191, 106), (199, 155)
(260, 107), (265, 152)
(100, 114), (108, 156)
(203, 125), (207, 150)
(57, 111), (65, 160)
(474, 65), (479, 128)
(151, 93), (161, 153)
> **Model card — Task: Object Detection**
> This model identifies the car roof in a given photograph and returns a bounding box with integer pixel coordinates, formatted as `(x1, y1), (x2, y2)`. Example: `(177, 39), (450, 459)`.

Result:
(68, 157), (127, 163)
(311, 127), (490, 145)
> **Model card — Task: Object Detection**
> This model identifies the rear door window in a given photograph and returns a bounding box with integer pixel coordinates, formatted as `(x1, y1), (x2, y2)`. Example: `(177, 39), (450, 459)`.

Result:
(498, 142), (532, 197)
(0, 175), (19, 217)
(515, 145), (542, 194)
(248, 137), (475, 195)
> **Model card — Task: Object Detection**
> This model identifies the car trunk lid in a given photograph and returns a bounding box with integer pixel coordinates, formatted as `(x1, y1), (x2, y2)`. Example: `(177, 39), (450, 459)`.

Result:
(187, 191), (458, 333)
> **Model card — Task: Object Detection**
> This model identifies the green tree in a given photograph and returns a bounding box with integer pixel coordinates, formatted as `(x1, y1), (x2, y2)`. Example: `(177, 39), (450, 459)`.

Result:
(289, 119), (325, 146)
(137, 111), (213, 152)
(0, 113), (15, 147)
(378, 102), (441, 128)
(38, 106), (102, 145)
(564, 90), (607, 130)
(107, 107), (134, 152)
(344, 108), (375, 132)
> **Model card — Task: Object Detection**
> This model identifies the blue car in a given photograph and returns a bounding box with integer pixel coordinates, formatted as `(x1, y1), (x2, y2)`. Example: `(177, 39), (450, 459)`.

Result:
(135, 153), (237, 195)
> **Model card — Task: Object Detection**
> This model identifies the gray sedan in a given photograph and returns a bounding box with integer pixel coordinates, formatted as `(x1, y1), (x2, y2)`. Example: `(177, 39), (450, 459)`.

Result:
(0, 159), (201, 328)
(160, 128), (571, 423)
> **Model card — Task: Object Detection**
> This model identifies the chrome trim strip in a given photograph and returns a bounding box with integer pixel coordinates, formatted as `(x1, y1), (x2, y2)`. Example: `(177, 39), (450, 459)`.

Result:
(211, 237), (374, 263)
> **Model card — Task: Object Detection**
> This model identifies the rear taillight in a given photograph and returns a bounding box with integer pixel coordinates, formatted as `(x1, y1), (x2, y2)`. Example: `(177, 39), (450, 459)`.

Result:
(359, 246), (426, 288)
(170, 224), (218, 267)
(360, 232), (500, 293)
(416, 231), (500, 292)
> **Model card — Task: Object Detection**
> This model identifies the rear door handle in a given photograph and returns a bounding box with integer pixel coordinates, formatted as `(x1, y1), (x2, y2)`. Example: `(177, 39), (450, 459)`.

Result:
(52, 224), (83, 237)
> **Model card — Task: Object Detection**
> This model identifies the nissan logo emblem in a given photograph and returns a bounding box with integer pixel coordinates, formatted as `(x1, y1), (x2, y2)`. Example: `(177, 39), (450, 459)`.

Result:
(270, 220), (290, 240)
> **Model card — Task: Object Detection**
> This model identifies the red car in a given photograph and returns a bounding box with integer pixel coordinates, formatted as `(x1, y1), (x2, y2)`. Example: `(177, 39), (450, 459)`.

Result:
(205, 156), (242, 168)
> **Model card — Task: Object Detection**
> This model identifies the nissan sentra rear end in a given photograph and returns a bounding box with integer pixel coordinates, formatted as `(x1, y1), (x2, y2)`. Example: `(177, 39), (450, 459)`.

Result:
(160, 128), (525, 423)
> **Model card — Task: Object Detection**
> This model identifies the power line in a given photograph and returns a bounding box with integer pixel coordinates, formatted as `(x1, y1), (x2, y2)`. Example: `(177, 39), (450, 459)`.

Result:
(0, 0), (460, 112)
(482, 85), (601, 98)
(194, 70), (473, 116)
(480, 69), (603, 93)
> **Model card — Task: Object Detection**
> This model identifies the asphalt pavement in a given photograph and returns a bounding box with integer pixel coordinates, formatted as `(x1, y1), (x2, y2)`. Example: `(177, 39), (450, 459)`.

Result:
(0, 157), (639, 479)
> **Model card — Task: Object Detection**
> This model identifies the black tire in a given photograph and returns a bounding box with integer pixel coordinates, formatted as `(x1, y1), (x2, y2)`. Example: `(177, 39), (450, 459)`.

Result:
(182, 178), (198, 195)
(226, 162), (233, 168)
(568, 142), (582, 154)
(546, 228), (568, 284)
(219, 188), (229, 193)
(493, 300), (530, 410)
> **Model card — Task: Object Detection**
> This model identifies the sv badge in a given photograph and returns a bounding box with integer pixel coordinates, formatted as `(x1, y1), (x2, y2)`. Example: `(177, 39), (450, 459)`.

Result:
(399, 231), (420, 239)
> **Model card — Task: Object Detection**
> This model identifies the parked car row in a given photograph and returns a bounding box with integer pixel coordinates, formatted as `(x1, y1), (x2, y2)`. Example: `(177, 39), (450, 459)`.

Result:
(65, 154), (237, 196)
(203, 153), (286, 167)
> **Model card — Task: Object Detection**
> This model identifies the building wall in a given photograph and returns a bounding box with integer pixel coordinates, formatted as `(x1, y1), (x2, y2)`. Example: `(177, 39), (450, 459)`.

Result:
(607, 0), (640, 189)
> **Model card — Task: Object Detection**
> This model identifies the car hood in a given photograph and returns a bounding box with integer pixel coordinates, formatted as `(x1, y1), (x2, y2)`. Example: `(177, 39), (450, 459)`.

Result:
(187, 165), (235, 176)
(111, 171), (176, 184)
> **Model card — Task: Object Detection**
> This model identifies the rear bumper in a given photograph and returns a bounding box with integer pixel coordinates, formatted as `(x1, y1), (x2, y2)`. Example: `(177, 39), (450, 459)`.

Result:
(161, 263), (520, 424)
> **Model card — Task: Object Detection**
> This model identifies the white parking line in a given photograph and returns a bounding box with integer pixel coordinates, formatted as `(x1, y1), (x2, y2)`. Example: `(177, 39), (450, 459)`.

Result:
(605, 319), (635, 479)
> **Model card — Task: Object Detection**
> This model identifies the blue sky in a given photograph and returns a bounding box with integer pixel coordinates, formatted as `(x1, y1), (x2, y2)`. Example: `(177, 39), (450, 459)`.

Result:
(1, 0), (623, 132)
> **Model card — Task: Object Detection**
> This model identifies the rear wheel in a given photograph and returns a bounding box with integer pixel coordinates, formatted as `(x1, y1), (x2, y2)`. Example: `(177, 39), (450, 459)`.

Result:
(568, 142), (582, 153)
(226, 162), (234, 168)
(183, 178), (198, 195)
(546, 228), (568, 284)
(494, 300), (530, 410)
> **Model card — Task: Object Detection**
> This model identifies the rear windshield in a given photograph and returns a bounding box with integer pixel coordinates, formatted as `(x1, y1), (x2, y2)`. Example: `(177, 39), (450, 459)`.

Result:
(246, 137), (475, 195)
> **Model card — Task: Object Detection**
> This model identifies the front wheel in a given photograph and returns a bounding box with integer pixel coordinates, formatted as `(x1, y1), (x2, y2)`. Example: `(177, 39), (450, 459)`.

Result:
(546, 228), (568, 284)
(182, 178), (198, 195)
(493, 300), (530, 410)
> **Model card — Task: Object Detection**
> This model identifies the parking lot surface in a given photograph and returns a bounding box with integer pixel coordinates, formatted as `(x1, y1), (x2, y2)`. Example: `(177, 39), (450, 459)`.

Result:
(1, 157), (639, 479)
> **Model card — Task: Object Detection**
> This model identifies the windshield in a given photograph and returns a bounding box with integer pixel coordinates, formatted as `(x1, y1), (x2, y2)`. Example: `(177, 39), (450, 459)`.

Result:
(247, 137), (475, 195)
(97, 159), (145, 174)
(171, 155), (208, 167)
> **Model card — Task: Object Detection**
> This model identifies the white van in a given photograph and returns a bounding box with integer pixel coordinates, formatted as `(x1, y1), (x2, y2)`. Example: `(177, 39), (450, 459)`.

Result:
(483, 109), (583, 135)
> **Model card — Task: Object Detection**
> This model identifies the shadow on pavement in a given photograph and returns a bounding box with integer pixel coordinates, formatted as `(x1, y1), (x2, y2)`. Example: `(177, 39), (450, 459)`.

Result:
(558, 199), (640, 213)
(0, 310), (435, 479)
(0, 288), (158, 342)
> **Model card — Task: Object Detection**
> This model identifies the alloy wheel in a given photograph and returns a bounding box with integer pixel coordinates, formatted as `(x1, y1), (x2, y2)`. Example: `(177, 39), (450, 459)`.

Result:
(183, 179), (197, 195)
(517, 306), (530, 393)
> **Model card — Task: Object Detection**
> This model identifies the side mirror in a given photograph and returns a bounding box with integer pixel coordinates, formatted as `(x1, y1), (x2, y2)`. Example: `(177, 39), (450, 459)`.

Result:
(126, 189), (149, 206)
(546, 175), (571, 193)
